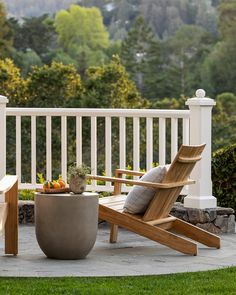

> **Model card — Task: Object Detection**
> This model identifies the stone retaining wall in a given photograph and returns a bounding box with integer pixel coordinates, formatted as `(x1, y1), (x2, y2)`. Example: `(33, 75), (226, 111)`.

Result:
(171, 202), (235, 234)
(19, 200), (34, 224)
(18, 200), (235, 234)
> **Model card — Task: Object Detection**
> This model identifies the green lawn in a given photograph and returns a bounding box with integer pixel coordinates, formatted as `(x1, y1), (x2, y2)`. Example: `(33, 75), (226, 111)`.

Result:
(0, 267), (236, 294)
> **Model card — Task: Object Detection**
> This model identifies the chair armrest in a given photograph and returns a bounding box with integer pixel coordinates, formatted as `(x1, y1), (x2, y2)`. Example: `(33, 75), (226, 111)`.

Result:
(115, 169), (145, 177)
(87, 175), (195, 189)
(0, 176), (18, 193)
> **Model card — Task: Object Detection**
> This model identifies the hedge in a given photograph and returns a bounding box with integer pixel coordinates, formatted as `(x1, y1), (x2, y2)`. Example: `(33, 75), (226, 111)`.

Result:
(212, 144), (236, 210)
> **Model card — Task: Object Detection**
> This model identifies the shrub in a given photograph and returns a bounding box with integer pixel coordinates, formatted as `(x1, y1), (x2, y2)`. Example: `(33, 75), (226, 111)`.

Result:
(212, 144), (236, 210)
(82, 55), (147, 108)
(18, 190), (35, 201)
(26, 61), (83, 107)
(0, 58), (26, 106)
(212, 92), (236, 151)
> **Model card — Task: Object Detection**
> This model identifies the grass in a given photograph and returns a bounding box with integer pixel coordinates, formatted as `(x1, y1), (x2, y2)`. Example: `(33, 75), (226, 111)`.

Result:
(0, 267), (236, 294)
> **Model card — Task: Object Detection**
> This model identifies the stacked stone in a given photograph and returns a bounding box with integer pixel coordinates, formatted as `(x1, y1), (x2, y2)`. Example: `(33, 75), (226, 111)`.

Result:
(171, 202), (235, 234)
(18, 200), (35, 224)
(17, 200), (235, 234)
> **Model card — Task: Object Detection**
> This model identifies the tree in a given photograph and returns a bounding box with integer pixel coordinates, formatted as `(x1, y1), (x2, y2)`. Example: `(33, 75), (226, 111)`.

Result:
(121, 17), (161, 99)
(0, 58), (27, 177)
(82, 55), (147, 170)
(54, 4), (110, 71)
(163, 25), (215, 97)
(83, 55), (147, 108)
(3, 0), (86, 19)
(202, 0), (236, 95)
(24, 62), (84, 177)
(213, 92), (236, 151)
(26, 61), (83, 107)
(55, 5), (110, 52)
(11, 49), (43, 77)
(0, 2), (13, 58)
(218, 0), (236, 41)
(194, 0), (218, 35)
(0, 58), (26, 106)
(54, 44), (109, 77)
(216, 92), (236, 117)
(8, 15), (56, 63)
(140, 0), (184, 39)
(211, 0), (220, 7)
(212, 93), (236, 151)
(139, 0), (217, 39)
(106, 0), (140, 39)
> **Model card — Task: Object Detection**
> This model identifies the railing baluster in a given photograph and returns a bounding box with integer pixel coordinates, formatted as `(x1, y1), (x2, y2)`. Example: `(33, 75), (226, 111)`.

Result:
(46, 116), (52, 181)
(105, 117), (112, 187)
(159, 118), (166, 165)
(6, 108), (191, 191)
(31, 116), (36, 185)
(183, 118), (190, 145)
(16, 116), (21, 183)
(0, 95), (7, 179)
(133, 117), (140, 175)
(181, 117), (190, 195)
(76, 116), (82, 166)
(171, 118), (178, 161)
(119, 117), (126, 169)
(146, 117), (153, 171)
(61, 116), (67, 181)
(91, 117), (97, 187)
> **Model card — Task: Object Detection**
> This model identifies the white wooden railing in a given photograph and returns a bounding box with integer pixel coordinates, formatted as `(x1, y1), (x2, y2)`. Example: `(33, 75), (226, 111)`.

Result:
(4, 108), (190, 191)
(0, 89), (217, 209)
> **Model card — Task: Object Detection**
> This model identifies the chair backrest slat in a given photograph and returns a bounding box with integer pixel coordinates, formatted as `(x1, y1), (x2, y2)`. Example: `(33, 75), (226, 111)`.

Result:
(143, 144), (205, 221)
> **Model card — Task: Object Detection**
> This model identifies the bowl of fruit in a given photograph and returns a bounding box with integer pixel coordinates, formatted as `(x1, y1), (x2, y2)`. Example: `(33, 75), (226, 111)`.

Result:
(43, 178), (69, 193)
(37, 175), (69, 193)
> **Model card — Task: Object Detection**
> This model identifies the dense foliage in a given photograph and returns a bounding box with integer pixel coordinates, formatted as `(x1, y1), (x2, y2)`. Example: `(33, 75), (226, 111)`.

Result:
(54, 5), (110, 73)
(0, 2), (12, 58)
(0, 1), (235, 99)
(26, 62), (83, 107)
(2, 58), (145, 178)
(212, 144), (236, 210)
(212, 92), (236, 151)
(0, 58), (26, 105)
(3, 0), (219, 40)
(83, 55), (146, 108)
(55, 5), (109, 51)
(121, 16), (161, 99)
(0, 0), (235, 186)
(10, 15), (55, 59)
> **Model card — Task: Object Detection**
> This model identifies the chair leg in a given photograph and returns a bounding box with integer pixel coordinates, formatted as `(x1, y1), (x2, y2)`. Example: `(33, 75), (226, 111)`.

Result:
(110, 224), (118, 243)
(173, 218), (221, 249)
(100, 205), (198, 255)
(5, 181), (18, 255)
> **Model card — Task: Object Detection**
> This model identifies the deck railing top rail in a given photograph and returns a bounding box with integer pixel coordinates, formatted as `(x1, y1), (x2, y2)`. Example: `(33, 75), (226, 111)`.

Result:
(6, 107), (189, 118)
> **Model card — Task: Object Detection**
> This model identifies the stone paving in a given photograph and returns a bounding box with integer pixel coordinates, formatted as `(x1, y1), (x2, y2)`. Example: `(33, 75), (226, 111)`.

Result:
(0, 224), (236, 277)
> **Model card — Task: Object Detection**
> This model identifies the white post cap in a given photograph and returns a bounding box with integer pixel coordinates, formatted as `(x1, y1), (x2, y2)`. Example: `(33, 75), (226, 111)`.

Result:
(196, 89), (206, 98)
(0, 95), (8, 104)
(186, 89), (216, 106)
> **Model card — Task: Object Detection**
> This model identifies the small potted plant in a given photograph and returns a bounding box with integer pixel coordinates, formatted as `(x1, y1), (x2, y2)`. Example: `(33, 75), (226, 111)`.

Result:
(68, 163), (90, 194)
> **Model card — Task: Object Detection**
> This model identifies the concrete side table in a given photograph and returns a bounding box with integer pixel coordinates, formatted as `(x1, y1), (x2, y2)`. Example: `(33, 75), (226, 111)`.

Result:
(35, 192), (98, 260)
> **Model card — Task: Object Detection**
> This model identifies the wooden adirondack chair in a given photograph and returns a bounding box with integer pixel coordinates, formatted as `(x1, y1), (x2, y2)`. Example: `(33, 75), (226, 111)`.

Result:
(88, 144), (221, 256)
(0, 175), (18, 255)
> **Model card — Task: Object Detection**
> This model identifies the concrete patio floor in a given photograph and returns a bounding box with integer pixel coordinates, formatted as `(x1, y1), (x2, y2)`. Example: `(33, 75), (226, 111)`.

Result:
(0, 224), (236, 277)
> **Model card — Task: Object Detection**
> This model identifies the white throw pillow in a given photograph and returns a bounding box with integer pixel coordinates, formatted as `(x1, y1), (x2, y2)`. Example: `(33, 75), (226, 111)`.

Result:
(123, 165), (167, 214)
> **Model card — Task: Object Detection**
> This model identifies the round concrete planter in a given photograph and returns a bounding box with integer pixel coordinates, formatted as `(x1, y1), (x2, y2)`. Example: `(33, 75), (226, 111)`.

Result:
(35, 192), (98, 260)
